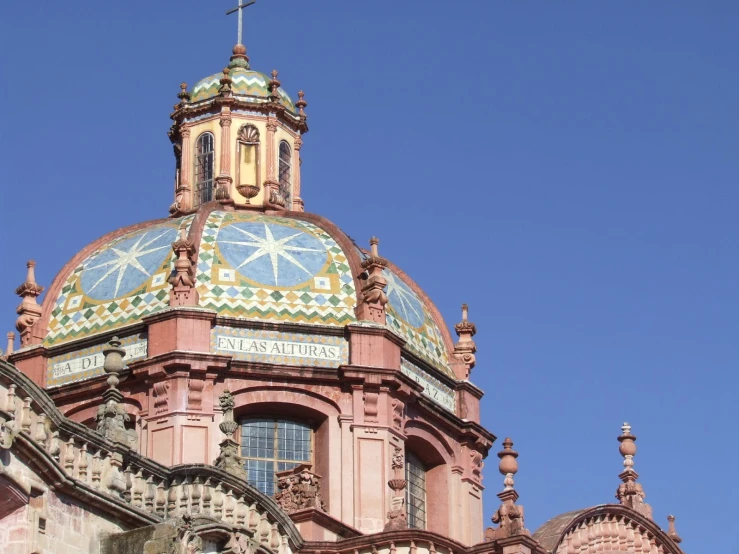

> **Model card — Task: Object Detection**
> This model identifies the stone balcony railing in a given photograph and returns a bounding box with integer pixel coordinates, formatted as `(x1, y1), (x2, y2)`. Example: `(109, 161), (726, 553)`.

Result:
(0, 360), (301, 553)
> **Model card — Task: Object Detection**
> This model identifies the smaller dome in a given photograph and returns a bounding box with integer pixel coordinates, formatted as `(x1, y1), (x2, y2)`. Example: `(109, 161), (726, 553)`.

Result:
(189, 48), (296, 112)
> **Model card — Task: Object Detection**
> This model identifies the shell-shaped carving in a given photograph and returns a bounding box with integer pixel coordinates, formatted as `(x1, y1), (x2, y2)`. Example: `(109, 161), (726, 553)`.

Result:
(238, 124), (260, 144)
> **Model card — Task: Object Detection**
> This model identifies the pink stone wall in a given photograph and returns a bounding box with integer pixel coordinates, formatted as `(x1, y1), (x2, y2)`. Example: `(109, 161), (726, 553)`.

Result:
(42, 307), (491, 545)
(0, 490), (125, 554)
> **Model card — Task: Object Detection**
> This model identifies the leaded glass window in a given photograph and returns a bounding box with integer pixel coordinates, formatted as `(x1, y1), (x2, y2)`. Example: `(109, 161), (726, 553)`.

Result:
(240, 419), (312, 496)
(278, 140), (292, 207)
(195, 132), (215, 206)
(406, 452), (427, 529)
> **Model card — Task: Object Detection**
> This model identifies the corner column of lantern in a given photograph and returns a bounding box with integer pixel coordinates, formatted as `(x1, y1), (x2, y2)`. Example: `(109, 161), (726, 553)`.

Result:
(170, 83), (193, 214)
(179, 126), (193, 211)
(215, 68), (235, 205)
(292, 135), (304, 211)
(292, 90), (308, 211)
(264, 115), (282, 208)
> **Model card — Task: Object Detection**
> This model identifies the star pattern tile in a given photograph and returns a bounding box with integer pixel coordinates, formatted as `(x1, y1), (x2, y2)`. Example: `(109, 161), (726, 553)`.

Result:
(197, 212), (356, 326)
(80, 228), (177, 300)
(217, 222), (327, 287)
(45, 217), (194, 346)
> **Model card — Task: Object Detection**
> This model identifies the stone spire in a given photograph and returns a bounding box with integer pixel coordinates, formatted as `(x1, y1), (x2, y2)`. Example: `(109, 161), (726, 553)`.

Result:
(615, 422), (653, 519)
(666, 514), (682, 544)
(453, 303), (477, 378)
(360, 237), (389, 324)
(214, 390), (247, 480)
(485, 438), (528, 541)
(15, 260), (44, 347)
(95, 337), (137, 447)
(169, 227), (199, 306)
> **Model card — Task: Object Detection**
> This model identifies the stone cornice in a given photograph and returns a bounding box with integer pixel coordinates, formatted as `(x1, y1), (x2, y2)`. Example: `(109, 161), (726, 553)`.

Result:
(455, 379), (485, 398)
(141, 306), (217, 325)
(287, 507), (362, 539)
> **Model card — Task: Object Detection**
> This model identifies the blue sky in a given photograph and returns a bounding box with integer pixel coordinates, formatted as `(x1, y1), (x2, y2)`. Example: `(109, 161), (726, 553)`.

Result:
(2, 1), (738, 550)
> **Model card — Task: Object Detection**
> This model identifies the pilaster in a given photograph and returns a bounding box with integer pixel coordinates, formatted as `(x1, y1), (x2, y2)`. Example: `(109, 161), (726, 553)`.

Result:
(215, 108), (234, 205)
(292, 135), (304, 211)
(179, 126), (193, 211)
(264, 115), (282, 207)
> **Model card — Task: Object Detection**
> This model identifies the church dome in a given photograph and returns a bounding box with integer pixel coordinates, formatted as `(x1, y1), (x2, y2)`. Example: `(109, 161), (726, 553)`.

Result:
(39, 205), (454, 382)
(188, 46), (296, 112)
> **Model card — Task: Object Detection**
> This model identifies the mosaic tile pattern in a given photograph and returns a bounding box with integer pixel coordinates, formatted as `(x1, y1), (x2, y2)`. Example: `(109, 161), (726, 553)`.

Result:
(384, 267), (452, 377)
(211, 326), (347, 368)
(190, 69), (296, 112)
(45, 216), (194, 346)
(47, 333), (147, 388)
(196, 212), (356, 325)
(355, 245), (452, 377)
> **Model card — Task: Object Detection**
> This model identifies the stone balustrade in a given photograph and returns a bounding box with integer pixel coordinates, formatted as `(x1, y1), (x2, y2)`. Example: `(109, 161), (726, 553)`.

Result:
(0, 361), (300, 553)
(300, 533), (512, 554)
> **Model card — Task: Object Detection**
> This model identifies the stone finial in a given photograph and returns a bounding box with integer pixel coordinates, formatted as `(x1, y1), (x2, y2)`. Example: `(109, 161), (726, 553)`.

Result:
(177, 82), (191, 105)
(274, 464), (326, 514)
(169, 227), (199, 306)
(268, 70), (281, 103)
(15, 260), (44, 347)
(615, 423), (653, 520)
(485, 438), (528, 542)
(453, 303), (477, 378)
(219, 67), (233, 95)
(5, 332), (15, 357)
(214, 390), (247, 480)
(666, 515), (682, 544)
(498, 437), (518, 490)
(95, 337), (137, 447)
(231, 43), (250, 64)
(360, 237), (389, 325)
(296, 90), (307, 116)
(218, 391), (238, 436)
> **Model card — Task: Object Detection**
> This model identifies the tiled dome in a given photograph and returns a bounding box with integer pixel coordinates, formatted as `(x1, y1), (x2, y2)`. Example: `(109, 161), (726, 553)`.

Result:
(40, 206), (453, 377)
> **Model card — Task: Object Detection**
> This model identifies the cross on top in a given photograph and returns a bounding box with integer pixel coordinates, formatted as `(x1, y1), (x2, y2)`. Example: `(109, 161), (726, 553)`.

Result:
(226, 0), (256, 46)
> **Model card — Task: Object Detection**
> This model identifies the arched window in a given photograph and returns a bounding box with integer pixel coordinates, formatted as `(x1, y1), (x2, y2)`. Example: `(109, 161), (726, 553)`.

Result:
(278, 140), (292, 207)
(194, 132), (215, 206)
(240, 418), (312, 495)
(406, 451), (427, 529)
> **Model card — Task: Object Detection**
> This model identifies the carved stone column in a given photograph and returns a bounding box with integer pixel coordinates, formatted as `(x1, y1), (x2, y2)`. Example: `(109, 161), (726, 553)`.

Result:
(264, 116), (283, 207)
(214, 391), (247, 480)
(95, 337), (137, 447)
(384, 446), (408, 530)
(359, 237), (388, 324)
(169, 228), (198, 306)
(215, 110), (234, 204)
(292, 136), (304, 211)
(179, 127), (193, 211)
